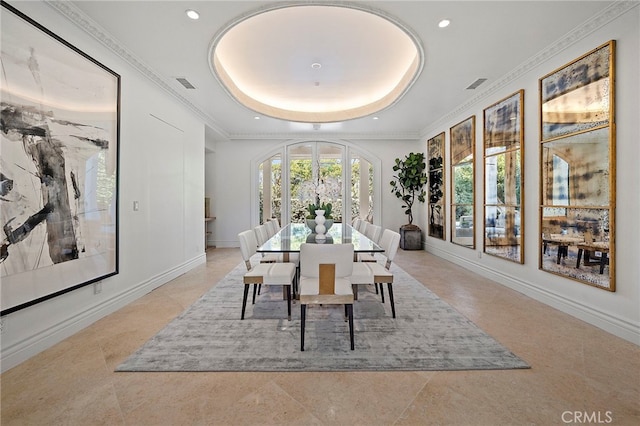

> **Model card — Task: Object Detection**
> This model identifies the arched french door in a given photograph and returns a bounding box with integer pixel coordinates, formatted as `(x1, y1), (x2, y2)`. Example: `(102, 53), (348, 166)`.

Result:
(256, 141), (379, 227)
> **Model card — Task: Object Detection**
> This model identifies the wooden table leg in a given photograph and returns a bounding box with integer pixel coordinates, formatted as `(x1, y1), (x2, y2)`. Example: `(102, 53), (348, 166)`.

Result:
(576, 248), (584, 268)
(600, 252), (607, 274)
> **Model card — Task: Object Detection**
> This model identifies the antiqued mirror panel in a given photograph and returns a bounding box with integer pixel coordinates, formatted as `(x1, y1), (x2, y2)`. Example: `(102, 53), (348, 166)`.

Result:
(427, 132), (446, 240)
(541, 207), (611, 289)
(541, 129), (610, 207)
(450, 116), (475, 248)
(485, 206), (521, 261)
(483, 90), (524, 263)
(541, 42), (612, 141)
(539, 41), (615, 291)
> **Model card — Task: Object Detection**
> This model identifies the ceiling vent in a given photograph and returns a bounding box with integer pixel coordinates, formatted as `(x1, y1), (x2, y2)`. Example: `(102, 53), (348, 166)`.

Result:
(466, 78), (487, 90)
(176, 77), (196, 89)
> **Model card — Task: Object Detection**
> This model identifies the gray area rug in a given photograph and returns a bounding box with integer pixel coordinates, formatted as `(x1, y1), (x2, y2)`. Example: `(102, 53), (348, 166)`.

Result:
(116, 258), (530, 372)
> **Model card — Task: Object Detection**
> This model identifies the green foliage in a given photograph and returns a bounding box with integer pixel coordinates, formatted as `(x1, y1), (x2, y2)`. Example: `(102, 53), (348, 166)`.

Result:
(389, 152), (427, 225)
(453, 163), (473, 204)
(306, 202), (333, 219)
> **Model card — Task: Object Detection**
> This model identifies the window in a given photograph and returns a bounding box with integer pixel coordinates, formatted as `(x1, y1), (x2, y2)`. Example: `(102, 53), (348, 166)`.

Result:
(256, 141), (378, 227)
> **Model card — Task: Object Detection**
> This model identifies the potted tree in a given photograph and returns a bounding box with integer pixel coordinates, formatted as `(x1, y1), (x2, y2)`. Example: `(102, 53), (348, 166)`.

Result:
(390, 152), (427, 250)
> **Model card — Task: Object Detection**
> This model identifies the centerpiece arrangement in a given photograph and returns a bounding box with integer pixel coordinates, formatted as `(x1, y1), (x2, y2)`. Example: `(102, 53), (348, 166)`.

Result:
(298, 173), (340, 237)
(305, 201), (333, 234)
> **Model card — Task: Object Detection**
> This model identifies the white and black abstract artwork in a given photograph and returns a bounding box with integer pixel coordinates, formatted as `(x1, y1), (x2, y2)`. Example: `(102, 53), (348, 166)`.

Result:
(1, 3), (120, 314)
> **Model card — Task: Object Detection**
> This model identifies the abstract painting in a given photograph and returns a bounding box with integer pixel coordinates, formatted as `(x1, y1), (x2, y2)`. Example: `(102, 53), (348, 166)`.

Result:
(1, 3), (120, 314)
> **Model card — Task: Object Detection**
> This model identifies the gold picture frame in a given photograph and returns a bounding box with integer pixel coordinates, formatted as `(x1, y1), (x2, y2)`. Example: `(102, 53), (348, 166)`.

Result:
(427, 132), (446, 240)
(450, 116), (475, 248)
(483, 90), (524, 263)
(539, 40), (615, 291)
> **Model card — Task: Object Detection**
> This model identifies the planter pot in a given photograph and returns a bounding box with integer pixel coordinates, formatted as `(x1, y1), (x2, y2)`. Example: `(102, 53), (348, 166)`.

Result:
(399, 225), (422, 250)
(306, 219), (333, 232)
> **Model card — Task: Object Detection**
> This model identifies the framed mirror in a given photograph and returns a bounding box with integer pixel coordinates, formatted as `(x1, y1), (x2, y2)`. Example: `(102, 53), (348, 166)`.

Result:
(483, 90), (524, 263)
(450, 116), (475, 248)
(427, 132), (446, 240)
(539, 41), (615, 291)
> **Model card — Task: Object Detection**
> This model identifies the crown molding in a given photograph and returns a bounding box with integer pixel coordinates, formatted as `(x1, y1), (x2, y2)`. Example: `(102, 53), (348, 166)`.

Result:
(227, 130), (421, 141)
(420, 0), (638, 139)
(44, 0), (230, 141)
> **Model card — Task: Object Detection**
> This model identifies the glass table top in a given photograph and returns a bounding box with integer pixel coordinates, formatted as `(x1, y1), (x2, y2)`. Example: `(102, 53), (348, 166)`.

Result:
(257, 223), (383, 253)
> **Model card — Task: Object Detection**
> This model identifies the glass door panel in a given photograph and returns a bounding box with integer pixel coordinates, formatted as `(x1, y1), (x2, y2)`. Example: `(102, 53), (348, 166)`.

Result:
(259, 153), (282, 224)
(318, 143), (344, 223)
(288, 144), (312, 223)
(350, 153), (374, 223)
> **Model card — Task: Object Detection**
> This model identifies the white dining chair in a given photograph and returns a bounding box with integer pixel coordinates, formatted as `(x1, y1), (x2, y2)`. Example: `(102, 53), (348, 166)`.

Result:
(238, 230), (296, 320)
(265, 219), (278, 237)
(269, 218), (281, 232)
(358, 224), (382, 262)
(299, 243), (355, 351)
(254, 224), (281, 263)
(351, 229), (401, 318)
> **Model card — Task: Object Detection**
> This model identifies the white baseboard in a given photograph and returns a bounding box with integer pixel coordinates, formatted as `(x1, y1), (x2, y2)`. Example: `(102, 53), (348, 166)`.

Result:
(212, 239), (239, 248)
(1, 253), (206, 373)
(423, 243), (640, 346)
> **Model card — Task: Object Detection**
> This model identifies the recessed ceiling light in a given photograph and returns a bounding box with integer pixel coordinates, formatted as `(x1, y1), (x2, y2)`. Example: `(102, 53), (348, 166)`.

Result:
(438, 19), (450, 28)
(186, 9), (200, 20)
(372, 116), (379, 120)
(254, 116), (260, 120)
(311, 63), (322, 69)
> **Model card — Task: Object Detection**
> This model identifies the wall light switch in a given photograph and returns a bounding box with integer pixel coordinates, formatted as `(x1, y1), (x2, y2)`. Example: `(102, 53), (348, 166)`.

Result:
(133, 201), (139, 211)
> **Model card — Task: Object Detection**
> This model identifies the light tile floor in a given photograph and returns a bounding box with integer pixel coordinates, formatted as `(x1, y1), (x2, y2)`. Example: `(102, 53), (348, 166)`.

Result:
(1, 248), (639, 425)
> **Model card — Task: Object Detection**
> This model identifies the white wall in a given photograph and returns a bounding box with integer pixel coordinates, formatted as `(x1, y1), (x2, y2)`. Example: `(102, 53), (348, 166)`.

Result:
(210, 138), (419, 248)
(421, 6), (640, 344)
(1, 2), (206, 371)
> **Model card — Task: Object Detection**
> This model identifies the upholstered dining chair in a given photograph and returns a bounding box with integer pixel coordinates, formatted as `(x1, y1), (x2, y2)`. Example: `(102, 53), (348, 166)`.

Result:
(254, 224), (281, 263)
(299, 243), (355, 351)
(269, 218), (281, 232)
(358, 224), (382, 262)
(238, 230), (296, 320)
(265, 219), (278, 237)
(351, 229), (401, 318)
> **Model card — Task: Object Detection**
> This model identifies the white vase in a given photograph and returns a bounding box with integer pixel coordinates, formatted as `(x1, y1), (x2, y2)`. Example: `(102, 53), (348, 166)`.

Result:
(315, 209), (326, 235)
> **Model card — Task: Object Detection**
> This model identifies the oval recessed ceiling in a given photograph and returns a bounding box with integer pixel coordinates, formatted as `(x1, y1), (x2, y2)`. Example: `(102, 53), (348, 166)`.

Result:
(209, 3), (423, 123)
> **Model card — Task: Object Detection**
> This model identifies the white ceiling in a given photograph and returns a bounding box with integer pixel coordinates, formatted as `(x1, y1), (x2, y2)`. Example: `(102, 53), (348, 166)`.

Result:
(64, 0), (615, 141)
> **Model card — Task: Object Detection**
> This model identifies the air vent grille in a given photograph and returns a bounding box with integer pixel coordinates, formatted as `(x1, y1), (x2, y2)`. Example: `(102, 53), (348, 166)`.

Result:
(466, 78), (487, 90)
(176, 77), (196, 89)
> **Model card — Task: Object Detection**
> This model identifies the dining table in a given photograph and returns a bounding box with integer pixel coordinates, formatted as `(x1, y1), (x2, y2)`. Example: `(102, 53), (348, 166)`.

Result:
(257, 222), (384, 300)
(257, 222), (384, 262)
(542, 233), (585, 264)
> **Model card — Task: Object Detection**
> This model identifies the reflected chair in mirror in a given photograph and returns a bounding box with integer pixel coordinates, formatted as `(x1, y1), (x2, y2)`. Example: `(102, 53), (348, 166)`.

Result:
(351, 229), (401, 318)
(542, 223), (569, 264)
(299, 243), (355, 351)
(575, 230), (610, 274)
(238, 230), (296, 320)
